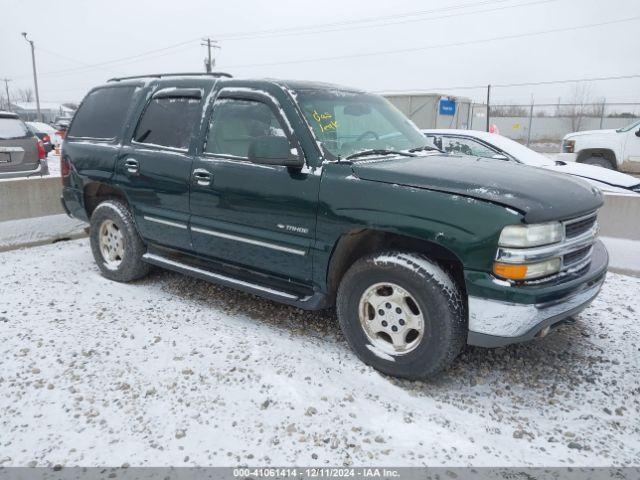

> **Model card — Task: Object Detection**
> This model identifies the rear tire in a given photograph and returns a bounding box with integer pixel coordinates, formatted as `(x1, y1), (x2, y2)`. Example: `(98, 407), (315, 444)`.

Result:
(336, 252), (466, 379)
(89, 199), (149, 282)
(582, 156), (615, 170)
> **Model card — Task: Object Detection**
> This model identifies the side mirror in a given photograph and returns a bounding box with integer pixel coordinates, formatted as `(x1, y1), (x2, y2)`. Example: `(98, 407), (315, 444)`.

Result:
(635, 129), (640, 137)
(491, 153), (509, 161)
(248, 136), (304, 168)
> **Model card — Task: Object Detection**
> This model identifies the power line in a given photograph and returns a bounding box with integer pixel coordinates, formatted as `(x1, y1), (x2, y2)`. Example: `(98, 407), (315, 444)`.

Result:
(10, 0), (552, 80)
(215, 0), (513, 38)
(38, 43), (199, 79)
(215, 0), (557, 40)
(14, 38), (201, 80)
(226, 15), (640, 69)
(379, 74), (640, 94)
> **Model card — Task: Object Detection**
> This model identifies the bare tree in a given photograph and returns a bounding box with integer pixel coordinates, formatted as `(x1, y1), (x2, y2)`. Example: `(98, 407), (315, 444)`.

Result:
(558, 83), (604, 131)
(15, 87), (35, 102)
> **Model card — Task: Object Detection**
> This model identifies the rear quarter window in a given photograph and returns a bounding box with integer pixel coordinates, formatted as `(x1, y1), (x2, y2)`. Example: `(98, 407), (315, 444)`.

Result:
(0, 118), (31, 140)
(68, 86), (136, 139)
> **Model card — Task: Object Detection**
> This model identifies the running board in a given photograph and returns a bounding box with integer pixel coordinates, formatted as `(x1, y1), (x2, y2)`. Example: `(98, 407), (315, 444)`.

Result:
(142, 252), (328, 309)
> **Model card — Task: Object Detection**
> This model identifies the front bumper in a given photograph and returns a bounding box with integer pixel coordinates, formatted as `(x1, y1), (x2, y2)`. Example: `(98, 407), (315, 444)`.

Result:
(0, 161), (47, 179)
(466, 240), (608, 347)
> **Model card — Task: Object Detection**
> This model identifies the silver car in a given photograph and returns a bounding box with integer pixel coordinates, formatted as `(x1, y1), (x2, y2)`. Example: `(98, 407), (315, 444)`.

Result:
(0, 111), (49, 178)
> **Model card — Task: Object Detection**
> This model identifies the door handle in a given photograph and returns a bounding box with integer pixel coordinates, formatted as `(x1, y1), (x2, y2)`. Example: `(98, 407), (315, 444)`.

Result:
(124, 158), (139, 174)
(193, 168), (212, 186)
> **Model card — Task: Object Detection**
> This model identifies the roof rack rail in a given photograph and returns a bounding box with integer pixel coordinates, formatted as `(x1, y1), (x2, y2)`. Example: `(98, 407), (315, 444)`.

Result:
(107, 72), (233, 82)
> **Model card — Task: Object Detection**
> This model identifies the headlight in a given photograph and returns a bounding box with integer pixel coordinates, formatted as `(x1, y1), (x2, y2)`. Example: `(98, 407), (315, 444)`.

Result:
(493, 258), (561, 281)
(562, 139), (575, 153)
(498, 222), (564, 248)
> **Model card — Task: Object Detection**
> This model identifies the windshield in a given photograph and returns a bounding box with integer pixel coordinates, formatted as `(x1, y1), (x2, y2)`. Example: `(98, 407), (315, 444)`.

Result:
(294, 89), (429, 159)
(0, 118), (31, 140)
(616, 119), (640, 133)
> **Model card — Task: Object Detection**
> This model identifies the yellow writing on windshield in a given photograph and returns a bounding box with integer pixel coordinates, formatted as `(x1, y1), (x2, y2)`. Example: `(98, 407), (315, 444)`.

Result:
(311, 110), (339, 133)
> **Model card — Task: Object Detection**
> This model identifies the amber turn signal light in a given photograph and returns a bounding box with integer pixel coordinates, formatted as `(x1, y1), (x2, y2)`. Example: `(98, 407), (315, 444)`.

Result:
(493, 262), (528, 280)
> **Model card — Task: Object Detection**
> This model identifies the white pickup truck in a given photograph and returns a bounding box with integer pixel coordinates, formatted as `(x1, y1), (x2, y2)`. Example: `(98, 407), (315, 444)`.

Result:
(560, 119), (640, 173)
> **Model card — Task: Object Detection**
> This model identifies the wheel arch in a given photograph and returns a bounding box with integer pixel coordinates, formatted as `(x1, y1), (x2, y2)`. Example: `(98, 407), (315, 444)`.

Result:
(576, 148), (618, 169)
(325, 229), (467, 304)
(83, 181), (130, 218)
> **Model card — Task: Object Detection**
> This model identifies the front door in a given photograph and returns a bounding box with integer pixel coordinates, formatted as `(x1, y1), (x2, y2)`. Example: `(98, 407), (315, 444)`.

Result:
(623, 127), (640, 168)
(115, 87), (204, 250)
(189, 89), (320, 283)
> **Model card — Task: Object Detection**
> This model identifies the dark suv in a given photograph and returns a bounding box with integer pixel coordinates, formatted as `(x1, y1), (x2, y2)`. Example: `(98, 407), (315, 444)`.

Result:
(61, 73), (608, 379)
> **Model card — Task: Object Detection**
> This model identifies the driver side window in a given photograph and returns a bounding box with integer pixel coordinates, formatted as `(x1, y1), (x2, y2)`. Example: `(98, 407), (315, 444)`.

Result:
(205, 98), (289, 158)
(441, 136), (498, 158)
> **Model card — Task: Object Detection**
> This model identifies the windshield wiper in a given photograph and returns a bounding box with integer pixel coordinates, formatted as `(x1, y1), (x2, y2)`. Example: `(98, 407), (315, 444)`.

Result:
(408, 145), (444, 153)
(345, 149), (416, 160)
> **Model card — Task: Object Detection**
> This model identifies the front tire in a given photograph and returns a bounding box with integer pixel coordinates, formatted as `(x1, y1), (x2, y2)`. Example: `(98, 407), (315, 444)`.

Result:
(89, 199), (149, 282)
(336, 252), (466, 379)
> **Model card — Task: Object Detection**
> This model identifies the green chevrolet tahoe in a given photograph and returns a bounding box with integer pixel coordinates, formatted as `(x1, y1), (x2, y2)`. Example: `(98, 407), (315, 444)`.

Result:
(60, 73), (608, 379)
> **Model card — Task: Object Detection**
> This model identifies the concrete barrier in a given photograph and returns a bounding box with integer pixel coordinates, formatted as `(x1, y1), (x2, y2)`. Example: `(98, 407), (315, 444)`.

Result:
(600, 193), (640, 240)
(0, 177), (638, 272)
(0, 176), (64, 222)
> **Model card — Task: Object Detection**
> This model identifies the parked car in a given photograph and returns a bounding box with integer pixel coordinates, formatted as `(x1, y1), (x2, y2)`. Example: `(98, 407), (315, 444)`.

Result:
(53, 119), (71, 140)
(26, 121), (61, 153)
(61, 73), (608, 379)
(0, 111), (49, 178)
(559, 119), (640, 172)
(423, 129), (640, 194)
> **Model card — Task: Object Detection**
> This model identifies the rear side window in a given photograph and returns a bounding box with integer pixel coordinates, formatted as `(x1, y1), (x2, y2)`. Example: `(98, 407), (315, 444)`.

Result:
(68, 86), (136, 139)
(0, 118), (31, 140)
(133, 96), (202, 150)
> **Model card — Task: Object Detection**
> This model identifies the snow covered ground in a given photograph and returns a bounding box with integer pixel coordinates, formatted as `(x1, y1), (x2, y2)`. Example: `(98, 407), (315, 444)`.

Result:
(0, 214), (86, 251)
(0, 239), (638, 467)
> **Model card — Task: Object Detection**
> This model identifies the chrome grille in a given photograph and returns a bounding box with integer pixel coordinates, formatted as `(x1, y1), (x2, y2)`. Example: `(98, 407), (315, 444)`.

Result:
(563, 245), (592, 267)
(556, 211), (599, 274)
(564, 212), (597, 239)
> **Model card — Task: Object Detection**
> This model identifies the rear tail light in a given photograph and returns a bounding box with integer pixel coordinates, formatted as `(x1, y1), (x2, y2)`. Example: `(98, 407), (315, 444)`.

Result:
(36, 139), (46, 160)
(60, 154), (71, 178)
(562, 139), (575, 153)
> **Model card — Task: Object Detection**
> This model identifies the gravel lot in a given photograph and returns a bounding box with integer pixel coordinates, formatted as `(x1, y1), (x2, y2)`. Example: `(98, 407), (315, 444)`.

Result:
(0, 239), (638, 467)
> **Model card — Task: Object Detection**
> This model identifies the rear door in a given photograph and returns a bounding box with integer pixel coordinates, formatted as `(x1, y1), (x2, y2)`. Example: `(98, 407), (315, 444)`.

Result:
(65, 84), (140, 186)
(189, 87), (320, 282)
(0, 117), (39, 174)
(115, 86), (206, 251)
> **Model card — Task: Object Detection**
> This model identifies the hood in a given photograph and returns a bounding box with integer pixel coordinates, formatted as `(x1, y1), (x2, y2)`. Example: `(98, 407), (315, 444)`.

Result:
(564, 129), (617, 139)
(351, 155), (604, 223)
(543, 161), (640, 190)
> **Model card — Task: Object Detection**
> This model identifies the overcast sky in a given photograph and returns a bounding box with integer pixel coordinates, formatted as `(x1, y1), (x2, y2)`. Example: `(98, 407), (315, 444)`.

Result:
(2, 0), (639, 107)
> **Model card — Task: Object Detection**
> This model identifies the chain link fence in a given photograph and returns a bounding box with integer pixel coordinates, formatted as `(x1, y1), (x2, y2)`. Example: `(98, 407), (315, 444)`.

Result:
(469, 102), (640, 147)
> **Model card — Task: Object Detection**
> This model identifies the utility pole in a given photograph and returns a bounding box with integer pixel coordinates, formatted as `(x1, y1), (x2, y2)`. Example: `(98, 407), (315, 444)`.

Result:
(526, 95), (534, 147)
(2, 78), (11, 111)
(486, 84), (491, 132)
(201, 37), (220, 73)
(21, 32), (42, 122)
(599, 98), (606, 129)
